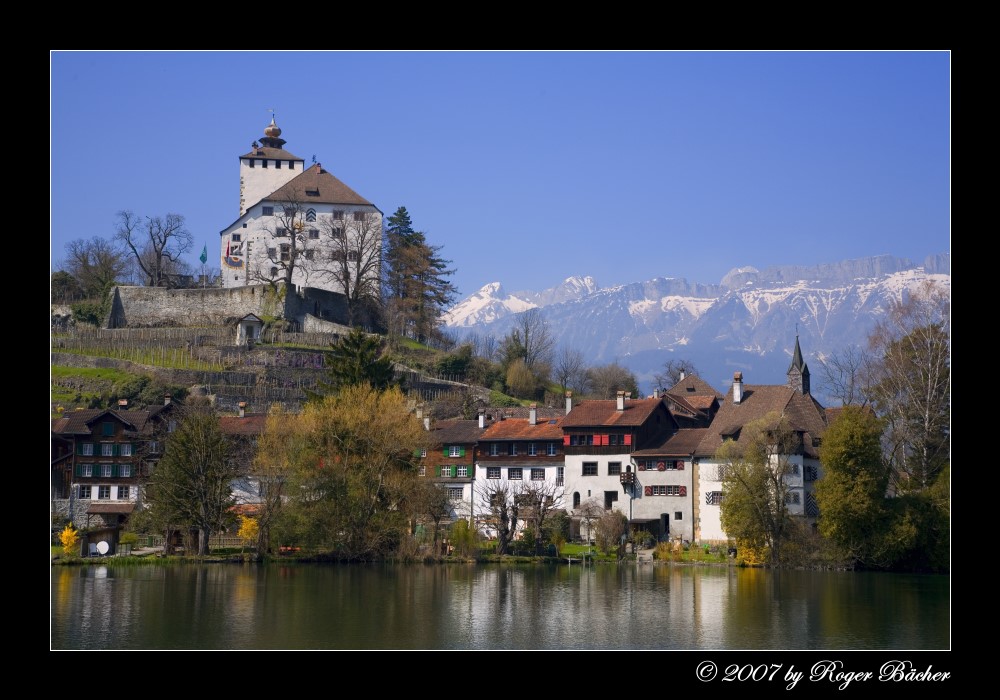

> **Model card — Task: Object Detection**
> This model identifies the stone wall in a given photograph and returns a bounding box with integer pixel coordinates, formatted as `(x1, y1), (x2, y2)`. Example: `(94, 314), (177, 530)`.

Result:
(107, 285), (287, 328)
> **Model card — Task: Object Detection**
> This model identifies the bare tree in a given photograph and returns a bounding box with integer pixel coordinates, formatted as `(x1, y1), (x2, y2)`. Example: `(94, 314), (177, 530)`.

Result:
(819, 345), (873, 407)
(585, 362), (639, 399)
(62, 236), (130, 299)
(477, 479), (521, 555)
(595, 509), (628, 557)
(115, 210), (193, 288)
(502, 308), (554, 371)
(516, 480), (565, 555)
(554, 347), (588, 394)
(466, 332), (500, 363)
(653, 358), (700, 391)
(314, 208), (383, 326)
(575, 498), (604, 544)
(247, 193), (311, 290)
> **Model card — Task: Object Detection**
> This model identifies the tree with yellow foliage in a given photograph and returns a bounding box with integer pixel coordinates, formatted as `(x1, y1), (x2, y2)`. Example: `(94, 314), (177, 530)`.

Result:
(60, 524), (80, 557)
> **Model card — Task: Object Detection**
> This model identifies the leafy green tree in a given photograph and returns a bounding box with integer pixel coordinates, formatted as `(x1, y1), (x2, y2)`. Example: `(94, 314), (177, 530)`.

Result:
(51, 270), (84, 304)
(717, 412), (798, 566)
(269, 385), (427, 560)
(145, 403), (240, 555)
(815, 406), (892, 567)
(308, 327), (399, 399)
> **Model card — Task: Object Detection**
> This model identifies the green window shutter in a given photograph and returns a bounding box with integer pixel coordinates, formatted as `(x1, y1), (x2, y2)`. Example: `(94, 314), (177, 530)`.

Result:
(460, 447), (466, 457)
(443, 447), (449, 456)
(435, 466), (441, 477)
(111, 464), (118, 477)
(112, 444), (119, 457)
(77, 443), (84, 455)
(413, 449), (420, 458)
(75, 464), (82, 477)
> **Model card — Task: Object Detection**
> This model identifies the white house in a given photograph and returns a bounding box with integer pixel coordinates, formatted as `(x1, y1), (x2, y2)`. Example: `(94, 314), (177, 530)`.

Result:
(219, 117), (382, 297)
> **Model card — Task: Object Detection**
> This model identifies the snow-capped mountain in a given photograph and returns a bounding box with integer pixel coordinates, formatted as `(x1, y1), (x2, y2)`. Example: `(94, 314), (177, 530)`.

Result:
(442, 254), (950, 401)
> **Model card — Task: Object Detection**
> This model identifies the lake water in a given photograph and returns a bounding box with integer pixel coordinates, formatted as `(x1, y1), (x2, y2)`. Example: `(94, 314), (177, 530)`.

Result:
(50, 562), (949, 650)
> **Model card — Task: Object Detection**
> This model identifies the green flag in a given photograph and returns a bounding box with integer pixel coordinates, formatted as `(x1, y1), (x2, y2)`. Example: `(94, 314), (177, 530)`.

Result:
(199, 244), (208, 265)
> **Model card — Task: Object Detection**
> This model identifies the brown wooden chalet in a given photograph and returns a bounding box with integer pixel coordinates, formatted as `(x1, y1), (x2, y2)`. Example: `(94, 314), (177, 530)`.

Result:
(560, 391), (676, 456)
(477, 404), (565, 484)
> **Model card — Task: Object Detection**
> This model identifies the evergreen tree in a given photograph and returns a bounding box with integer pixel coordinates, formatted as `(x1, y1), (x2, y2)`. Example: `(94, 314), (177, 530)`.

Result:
(382, 206), (457, 344)
(308, 327), (399, 399)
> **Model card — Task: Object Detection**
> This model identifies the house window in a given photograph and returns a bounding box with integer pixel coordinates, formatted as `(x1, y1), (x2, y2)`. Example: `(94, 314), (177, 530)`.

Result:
(788, 463), (800, 476)
(120, 464), (132, 477)
(608, 434), (618, 446)
(675, 512), (683, 520)
(667, 485), (680, 496)
(652, 485), (666, 496)
(531, 468), (545, 481)
(448, 488), (463, 502)
(118, 486), (130, 500)
(547, 443), (557, 456)
(353, 211), (366, 222)
(232, 233), (242, 242)
(441, 466), (452, 478)
(706, 491), (724, 506)
(262, 206), (274, 216)
(457, 465), (469, 478)
(276, 228), (288, 237)
(101, 444), (114, 457)
(101, 464), (113, 477)
(332, 210), (344, 220)
(346, 251), (359, 262)
(449, 446), (462, 458)
(489, 443), (500, 457)
(508, 468), (523, 480)
(280, 244), (291, 261)
(82, 464), (93, 477)
(528, 443), (537, 456)
(148, 441), (160, 454)
(309, 228), (319, 239)
(270, 267), (279, 277)
(120, 444), (132, 457)
(785, 491), (801, 505)
(304, 250), (315, 260)
(487, 467), (501, 480)
(420, 448), (427, 458)
(102, 422), (114, 436)
(608, 462), (621, 476)
(331, 226), (344, 240)
(582, 462), (598, 476)
(716, 465), (728, 480)
(98, 486), (111, 499)
(804, 465), (819, 482)
(79, 485), (91, 499)
(508, 443), (518, 456)
(306, 209), (317, 222)
(82, 443), (94, 456)
(418, 466), (426, 477)
(556, 467), (564, 486)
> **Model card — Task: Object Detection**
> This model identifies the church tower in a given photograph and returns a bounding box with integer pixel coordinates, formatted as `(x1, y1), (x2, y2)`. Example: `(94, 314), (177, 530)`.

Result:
(238, 116), (306, 216)
(787, 335), (811, 395)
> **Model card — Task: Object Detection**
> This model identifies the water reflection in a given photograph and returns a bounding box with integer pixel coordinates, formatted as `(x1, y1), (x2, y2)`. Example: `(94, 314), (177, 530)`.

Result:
(51, 564), (949, 650)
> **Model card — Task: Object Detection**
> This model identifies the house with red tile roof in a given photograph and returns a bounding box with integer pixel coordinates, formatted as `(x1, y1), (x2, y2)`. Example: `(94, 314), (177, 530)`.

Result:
(694, 337), (829, 543)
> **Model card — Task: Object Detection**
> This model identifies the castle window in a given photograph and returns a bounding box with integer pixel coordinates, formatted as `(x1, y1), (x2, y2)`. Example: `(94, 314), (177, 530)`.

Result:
(332, 210), (344, 220)
(353, 211), (366, 222)
(309, 229), (319, 239)
(304, 250), (314, 260)
(346, 251), (359, 262)
(280, 244), (290, 262)
(262, 206), (274, 216)
(306, 189), (319, 197)
(270, 267), (278, 277)
(275, 160), (281, 169)
(242, 223), (247, 228)
(288, 161), (295, 170)
(262, 159), (268, 168)
(232, 233), (242, 242)
(306, 209), (317, 222)
(267, 247), (277, 258)
(248, 159), (255, 168)
(331, 226), (344, 240)
(276, 228), (287, 237)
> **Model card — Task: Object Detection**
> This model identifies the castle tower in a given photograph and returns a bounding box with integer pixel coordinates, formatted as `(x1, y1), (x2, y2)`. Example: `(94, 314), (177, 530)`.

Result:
(787, 335), (811, 395)
(238, 116), (306, 216)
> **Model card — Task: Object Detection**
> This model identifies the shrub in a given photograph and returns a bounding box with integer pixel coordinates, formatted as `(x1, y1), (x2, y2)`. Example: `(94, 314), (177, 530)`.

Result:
(60, 524), (80, 557)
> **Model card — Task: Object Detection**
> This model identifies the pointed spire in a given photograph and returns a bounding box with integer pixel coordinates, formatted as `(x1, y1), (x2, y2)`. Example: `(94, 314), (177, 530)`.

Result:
(787, 335), (811, 395)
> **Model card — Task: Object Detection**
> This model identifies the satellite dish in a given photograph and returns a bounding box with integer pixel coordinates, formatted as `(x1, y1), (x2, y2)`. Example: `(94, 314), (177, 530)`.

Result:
(96, 541), (110, 555)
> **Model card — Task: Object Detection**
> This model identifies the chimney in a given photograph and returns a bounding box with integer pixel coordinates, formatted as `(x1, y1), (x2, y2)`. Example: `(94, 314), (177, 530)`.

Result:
(529, 403), (537, 426)
(680, 370), (686, 381)
(424, 417), (431, 432)
(616, 391), (625, 411)
(653, 388), (660, 399)
(416, 407), (423, 420)
(164, 395), (172, 406)
(238, 401), (246, 418)
(118, 399), (128, 409)
(565, 391), (573, 415)
(478, 411), (485, 429)
(625, 391), (632, 400)
(732, 372), (743, 404)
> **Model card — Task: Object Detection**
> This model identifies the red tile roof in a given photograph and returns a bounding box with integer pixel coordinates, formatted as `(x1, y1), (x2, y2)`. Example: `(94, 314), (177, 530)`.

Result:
(266, 164), (376, 208)
(561, 397), (665, 428)
(481, 416), (564, 440)
(218, 415), (269, 436)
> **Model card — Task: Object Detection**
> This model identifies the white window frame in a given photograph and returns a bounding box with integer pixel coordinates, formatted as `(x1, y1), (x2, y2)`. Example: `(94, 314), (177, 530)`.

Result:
(82, 443), (94, 456)
(457, 465), (468, 478)
(97, 486), (111, 500)
(547, 443), (557, 456)
(528, 443), (537, 456)
(531, 468), (545, 481)
(120, 444), (132, 457)
(79, 485), (92, 499)
(119, 464), (132, 477)
(487, 467), (501, 480)
(101, 464), (113, 477)
(449, 446), (461, 458)
(118, 485), (130, 500)
(101, 444), (114, 457)
(508, 468), (523, 480)
(489, 443), (500, 457)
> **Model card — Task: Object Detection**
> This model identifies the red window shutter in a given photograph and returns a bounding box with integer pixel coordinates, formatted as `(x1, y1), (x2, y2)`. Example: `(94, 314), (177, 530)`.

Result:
(623, 434), (632, 446)
(638, 462), (646, 471)
(679, 486), (687, 496)
(644, 486), (652, 497)
(563, 435), (571, 445)
(602, 434), (610, 446)
(657, 461), (666, 471)
(676, 460), (684, 470)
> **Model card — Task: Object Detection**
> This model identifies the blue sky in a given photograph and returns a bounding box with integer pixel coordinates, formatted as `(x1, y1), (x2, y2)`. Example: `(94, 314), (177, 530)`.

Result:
(51, 51), (950, 302)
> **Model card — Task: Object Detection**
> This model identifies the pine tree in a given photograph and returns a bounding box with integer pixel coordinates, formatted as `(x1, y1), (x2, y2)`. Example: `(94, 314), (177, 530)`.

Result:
(308, 327), (399, 399)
